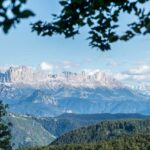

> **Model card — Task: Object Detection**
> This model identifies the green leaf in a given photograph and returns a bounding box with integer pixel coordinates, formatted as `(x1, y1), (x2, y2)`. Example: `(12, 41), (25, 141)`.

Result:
(3, 19), (14, 34)
(87, 18), (94, 26)
(120, 35), (128, 41)
(132, 26), (141, 33)
(59, 1), (68, 6)
(12, 4), (21, 15)
(19, 10), (35, 18)
(19, 0), (27, 3)
(109, 35), (119, 43)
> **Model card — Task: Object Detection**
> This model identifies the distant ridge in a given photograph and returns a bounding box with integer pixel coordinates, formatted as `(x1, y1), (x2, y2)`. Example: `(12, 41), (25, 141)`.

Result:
(36, 113), (149, 138)
(57, 113), (148, 120)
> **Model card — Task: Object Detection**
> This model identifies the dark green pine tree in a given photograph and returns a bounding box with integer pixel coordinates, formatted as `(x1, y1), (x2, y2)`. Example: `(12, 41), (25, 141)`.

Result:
(0, 101), (12, 150)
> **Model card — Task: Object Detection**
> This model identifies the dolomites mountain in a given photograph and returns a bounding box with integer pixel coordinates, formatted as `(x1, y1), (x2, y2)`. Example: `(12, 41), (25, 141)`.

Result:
(0, 66), (49, 84)
(0, 66), (150, 116)
(0, 66), (121, 88)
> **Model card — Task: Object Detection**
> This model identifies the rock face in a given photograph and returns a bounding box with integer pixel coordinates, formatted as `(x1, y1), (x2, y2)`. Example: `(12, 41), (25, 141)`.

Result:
(0, 66), (49, 84)
(0, 66), (150, 117)
(0, 66), (121, 88)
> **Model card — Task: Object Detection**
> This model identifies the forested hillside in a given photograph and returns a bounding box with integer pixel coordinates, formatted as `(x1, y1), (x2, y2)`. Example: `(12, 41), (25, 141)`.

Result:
(51, 119), (150, 145)
(36, 113), (147, 137)
(5, 113), (148, 148)
(19, 134), (150, 150)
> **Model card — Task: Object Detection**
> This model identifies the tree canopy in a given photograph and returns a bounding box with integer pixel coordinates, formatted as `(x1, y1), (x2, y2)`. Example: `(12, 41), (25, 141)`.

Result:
(0, 0), (34, 33)
(0, 0), (150, 51)
(18, 134), (150, 150)
(0, 101), (12, 150)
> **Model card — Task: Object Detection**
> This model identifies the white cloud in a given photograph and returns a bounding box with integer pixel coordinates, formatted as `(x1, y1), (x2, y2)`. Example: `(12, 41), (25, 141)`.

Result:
(38, 61), (79, 73)
(128, 65), (150, 75)
(114, 73), (130, 81)
(132, 75), (147, 81)
(115, 73), (148, 82)
(63, 61), (72, 69)
(40, 62), (53, 71)
(83, 69), (103, 75)
(63, 61), (79, 69)
(113, 64), (150, 83)
(0, 66), (9, 72)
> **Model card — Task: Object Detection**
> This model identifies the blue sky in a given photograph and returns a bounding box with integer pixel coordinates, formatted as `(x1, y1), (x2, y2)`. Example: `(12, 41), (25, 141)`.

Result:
(0, 0), (150, 83)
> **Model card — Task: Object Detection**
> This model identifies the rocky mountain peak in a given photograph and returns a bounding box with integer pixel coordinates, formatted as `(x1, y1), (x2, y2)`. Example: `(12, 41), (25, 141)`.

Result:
(0, 66), (121, 88)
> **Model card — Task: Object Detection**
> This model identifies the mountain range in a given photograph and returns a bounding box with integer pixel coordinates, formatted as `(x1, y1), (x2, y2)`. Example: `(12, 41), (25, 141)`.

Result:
(0, 66), (150, 116)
